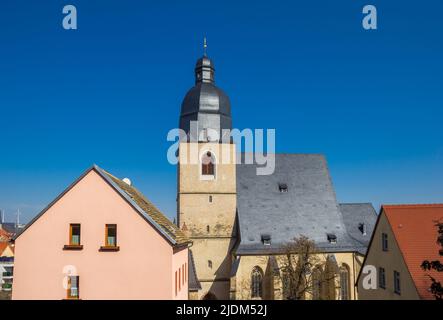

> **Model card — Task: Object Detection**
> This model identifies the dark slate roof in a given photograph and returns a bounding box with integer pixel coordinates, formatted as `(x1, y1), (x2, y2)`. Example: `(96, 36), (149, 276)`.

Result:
(339, 203), (378, 254)
(179, 55), (232, 142)
(235, 154), (367, 255)
(188, 250), (201, 291)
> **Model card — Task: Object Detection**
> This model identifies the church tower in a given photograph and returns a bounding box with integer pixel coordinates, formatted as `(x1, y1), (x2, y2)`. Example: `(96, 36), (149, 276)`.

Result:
(177, 50), (237, 300)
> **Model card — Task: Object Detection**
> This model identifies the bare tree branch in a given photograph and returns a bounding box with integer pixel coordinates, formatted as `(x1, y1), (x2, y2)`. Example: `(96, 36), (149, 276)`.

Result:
(275, 236), (337, 300)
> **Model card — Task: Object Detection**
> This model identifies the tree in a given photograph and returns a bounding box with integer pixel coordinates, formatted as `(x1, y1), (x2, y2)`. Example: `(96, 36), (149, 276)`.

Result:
(275, 236), (337, 300)
(421, 221), (443, 300)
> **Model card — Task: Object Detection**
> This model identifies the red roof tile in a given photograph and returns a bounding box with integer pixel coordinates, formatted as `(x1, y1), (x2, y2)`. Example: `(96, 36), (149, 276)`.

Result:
(0, 242), (11, 256)
(382, 204), (443, 300)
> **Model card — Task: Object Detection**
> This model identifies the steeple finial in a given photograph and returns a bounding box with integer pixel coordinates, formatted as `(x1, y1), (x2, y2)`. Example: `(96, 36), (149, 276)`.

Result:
(195, 38), (214, 84)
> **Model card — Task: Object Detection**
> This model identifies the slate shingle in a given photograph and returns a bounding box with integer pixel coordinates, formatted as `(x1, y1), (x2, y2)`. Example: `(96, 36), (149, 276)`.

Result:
(236, 154), (369, 254)
(339, 203), (377, 254)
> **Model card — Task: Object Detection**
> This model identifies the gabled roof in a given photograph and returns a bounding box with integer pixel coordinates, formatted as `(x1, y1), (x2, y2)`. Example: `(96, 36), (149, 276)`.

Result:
(0, 242), (7, 255)
(236, 153), (366, 254)
(0, 242), (13, 257)
(14, 165), (190, 247)
(100, 168), (189, 246)
(339, 203), (378, 254)
(382, 204), (443, 299)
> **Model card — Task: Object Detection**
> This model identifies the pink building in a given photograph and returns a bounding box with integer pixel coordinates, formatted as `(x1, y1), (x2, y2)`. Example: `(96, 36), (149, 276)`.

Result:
(12, 165), (190, 300)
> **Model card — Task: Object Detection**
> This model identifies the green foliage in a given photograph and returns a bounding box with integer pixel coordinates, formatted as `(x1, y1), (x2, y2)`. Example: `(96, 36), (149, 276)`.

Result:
(421, 222), (443, 300)
(1, 283), (12, 289)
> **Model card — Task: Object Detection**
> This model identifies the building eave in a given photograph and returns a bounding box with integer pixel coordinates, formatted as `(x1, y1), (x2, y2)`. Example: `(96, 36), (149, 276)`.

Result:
(14, 165), (184, 247)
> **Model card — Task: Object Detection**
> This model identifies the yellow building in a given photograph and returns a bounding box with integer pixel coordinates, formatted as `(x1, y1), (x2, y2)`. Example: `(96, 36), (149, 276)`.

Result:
(357, 204), (443, 300)
(177, 54), (377, 300)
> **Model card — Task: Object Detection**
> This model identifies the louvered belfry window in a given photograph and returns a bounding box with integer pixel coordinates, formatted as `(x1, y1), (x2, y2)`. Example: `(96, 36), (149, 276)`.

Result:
(201, 151), (215, 176)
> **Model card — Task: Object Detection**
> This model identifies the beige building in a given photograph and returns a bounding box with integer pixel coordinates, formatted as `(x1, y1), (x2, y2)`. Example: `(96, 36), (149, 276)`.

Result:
(357, 204), (443, 300)
(178, 142), (237, 299)
(177, 54), (378, 300)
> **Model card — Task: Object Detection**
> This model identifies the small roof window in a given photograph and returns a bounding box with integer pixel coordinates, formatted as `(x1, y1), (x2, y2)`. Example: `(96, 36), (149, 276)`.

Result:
(327, 233), (337, 244)
(358, 223), (367, 236)
(261, 234), (271, 246)
(278, 183), (288, 193)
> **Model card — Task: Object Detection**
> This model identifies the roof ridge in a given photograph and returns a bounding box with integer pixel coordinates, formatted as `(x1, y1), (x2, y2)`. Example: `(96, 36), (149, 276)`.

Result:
(99, 169), (190, 246)
(383, 203), (443, 209)
(339, 202), (373, 205)
(239, 152), (326, 156)
(128, 185), (182, 234)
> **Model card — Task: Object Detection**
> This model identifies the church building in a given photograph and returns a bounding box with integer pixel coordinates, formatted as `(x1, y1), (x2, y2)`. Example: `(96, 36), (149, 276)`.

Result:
(10, 49), (379, 301)
(177, 53), (378, 300)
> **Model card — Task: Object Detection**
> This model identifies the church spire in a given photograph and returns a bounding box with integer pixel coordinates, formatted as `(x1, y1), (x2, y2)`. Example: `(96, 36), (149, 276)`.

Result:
(180, 43), (232, 142)
(195, 42), (215, 84)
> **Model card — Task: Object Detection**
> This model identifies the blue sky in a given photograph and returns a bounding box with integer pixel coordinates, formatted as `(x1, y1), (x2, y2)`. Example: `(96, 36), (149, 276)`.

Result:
(0, 0), (442, 223)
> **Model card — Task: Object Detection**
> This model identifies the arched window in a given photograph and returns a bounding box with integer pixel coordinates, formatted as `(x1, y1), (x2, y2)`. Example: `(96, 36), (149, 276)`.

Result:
(201, 151), (215, 177)
(312, 267), (322, 300)
(339, 264), (350, 300)
(251, 267), (263, 298)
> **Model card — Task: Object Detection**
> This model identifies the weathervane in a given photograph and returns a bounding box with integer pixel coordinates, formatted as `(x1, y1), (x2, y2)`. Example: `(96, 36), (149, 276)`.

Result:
(203, 36), (207, 56)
